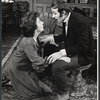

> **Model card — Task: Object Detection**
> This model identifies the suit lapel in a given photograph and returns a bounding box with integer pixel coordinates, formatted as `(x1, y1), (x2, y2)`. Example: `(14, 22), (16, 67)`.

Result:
(67, 13), (73, 38)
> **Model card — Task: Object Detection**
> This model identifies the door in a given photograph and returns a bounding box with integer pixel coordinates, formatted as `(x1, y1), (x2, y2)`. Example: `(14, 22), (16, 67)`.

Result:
(33, 0), (53, 13)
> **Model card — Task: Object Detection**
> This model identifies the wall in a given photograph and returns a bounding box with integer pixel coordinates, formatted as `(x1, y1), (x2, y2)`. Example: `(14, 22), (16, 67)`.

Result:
(14, 0), (97, 25)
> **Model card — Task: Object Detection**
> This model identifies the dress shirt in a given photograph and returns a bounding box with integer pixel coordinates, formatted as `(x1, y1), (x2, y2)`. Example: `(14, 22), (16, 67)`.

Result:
(63, 12), (71, 36)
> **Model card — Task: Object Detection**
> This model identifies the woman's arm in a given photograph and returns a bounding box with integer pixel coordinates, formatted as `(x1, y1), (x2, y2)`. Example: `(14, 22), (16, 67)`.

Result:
(24, 43), (45, 66)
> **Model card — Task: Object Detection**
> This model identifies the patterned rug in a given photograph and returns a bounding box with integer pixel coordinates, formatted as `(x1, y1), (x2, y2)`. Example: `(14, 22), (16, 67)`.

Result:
(2, 79), (97, 100)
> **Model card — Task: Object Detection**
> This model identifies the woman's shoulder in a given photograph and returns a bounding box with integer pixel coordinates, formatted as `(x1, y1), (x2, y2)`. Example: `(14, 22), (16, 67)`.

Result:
(20, 37), (35, 46)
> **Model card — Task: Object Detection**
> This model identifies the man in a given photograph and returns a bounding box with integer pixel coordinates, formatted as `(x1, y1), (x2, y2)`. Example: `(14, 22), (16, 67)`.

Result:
(40, 1), (95, 100)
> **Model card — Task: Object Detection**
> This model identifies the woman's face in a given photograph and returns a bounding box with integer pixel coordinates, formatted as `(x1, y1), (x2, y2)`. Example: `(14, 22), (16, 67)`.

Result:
(36, 17), (44, 33)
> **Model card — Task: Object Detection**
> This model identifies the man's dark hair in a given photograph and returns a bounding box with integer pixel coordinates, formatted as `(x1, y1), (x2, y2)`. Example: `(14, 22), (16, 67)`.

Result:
(20, 11), (40, 37)
(51, 1), (72, 14)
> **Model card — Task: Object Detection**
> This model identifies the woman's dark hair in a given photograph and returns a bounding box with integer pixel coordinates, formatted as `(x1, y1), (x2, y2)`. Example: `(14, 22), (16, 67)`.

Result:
(51, 1), (72, 15)
(20, 11), (40, 37)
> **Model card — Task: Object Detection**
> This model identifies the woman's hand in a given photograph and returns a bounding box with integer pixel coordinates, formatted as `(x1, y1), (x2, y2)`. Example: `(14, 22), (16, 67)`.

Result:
(39, 34), (54, 46)
(46, 51), (63, 64)
(33, 66), (45, 73)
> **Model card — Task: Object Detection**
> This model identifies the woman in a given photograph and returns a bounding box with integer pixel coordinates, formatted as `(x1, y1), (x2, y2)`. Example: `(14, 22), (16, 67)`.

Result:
(7, 11), (52, 99)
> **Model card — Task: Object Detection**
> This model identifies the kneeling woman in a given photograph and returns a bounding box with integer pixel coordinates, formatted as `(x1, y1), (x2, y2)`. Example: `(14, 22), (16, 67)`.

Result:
(7, 11), (52, 99)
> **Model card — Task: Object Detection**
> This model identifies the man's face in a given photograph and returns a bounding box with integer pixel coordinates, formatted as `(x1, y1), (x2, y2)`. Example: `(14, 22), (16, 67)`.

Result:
(51, 8), (67, 24)
(51, 8), (60, 20)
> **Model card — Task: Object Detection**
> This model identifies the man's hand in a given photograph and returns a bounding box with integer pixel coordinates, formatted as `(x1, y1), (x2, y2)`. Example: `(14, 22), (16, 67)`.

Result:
(46, 51), (63, 64)
(59, 56), (71, 63)
(39, 34), (54, 46)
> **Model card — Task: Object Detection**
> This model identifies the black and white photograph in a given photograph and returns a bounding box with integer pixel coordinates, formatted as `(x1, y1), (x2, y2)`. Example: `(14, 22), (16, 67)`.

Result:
(1, 0), (98, 100)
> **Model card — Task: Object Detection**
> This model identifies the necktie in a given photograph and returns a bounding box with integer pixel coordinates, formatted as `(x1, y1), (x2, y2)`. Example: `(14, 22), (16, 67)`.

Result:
(62, 22), (67, 49)
(63, 22), (66, 37)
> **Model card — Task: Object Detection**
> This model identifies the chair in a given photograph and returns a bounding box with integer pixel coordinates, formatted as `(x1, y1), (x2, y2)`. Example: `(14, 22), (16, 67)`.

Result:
(13, 1), (29, 26)
(69, 64), (91, 96)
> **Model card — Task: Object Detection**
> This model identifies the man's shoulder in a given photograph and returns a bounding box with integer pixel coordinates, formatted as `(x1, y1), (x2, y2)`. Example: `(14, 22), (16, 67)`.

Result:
(70, 12), (89, 24)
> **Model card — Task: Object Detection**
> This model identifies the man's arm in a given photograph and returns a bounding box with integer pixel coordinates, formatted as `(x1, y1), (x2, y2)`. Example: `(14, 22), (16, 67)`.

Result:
(65, 22), (89, 57)
(46, 21), (90, 64)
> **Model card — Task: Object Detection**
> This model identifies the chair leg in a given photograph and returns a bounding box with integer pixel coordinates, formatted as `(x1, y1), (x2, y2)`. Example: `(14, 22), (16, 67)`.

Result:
(70, 70), (87, 96)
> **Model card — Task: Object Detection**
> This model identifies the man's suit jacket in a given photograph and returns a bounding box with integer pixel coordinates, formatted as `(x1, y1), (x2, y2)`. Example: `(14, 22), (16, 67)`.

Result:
(54, 12), (95, 66)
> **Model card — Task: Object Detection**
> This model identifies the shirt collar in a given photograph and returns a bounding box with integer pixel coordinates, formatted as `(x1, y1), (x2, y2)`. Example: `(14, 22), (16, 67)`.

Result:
(63, 12), (71, 25)
(57, 12), (71, 27)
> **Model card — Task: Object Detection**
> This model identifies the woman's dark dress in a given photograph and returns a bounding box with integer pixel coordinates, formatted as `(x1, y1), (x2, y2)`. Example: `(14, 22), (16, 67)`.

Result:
(7, 37), (52, 99)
